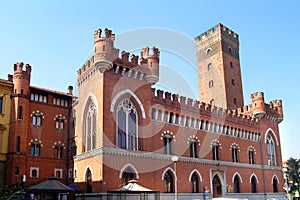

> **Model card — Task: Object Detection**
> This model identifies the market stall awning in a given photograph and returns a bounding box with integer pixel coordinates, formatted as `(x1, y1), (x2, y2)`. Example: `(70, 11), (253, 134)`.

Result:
(29, 176), (74, 192)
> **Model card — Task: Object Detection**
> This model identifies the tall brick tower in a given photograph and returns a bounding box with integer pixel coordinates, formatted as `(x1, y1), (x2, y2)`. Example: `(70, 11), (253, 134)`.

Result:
(195, 23), (244, 109)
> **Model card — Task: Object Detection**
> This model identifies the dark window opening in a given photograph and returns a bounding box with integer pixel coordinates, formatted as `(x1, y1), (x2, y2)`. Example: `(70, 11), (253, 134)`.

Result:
(164, 171), (174, 193)
(191, 173), (200, 193)
(16, 136), (21, 153)
(234, 176), (240, 193)
(15, 166), (19, 175)
(212, 145), (219, 160)
(0, 98), (3, 114)
(273, 177), (278, 193)
(18, 106), (23, 120)
(251, 177), (257, 193)
(190, 141), (198, 158)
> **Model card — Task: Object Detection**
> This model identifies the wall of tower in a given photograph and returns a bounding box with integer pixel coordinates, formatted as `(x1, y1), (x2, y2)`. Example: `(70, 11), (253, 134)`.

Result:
(195, 23), (244, 109)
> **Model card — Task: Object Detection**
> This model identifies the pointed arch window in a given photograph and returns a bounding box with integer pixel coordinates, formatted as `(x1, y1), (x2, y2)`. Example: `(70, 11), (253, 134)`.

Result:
(251, 176), (257, 193)
(164, 171), (174, 193)
(86, 168), (92, 193)
(83, 100), (97, 152)
(191, 173), (200, 193)
(273, 177), (278, 193)
(117, 99), (138, 150)
(266, 134), (277, 166)
(234, 175), (241, 193)
(122, 170), (134, 185)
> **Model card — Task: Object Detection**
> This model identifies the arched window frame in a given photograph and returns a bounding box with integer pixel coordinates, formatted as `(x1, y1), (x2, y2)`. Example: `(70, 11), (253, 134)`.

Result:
(233, 175), (241, 193)
(208, 63), (212, 71)
(160, 130), (175, 155)
(29, 138), (42, 156)
(247, 146), (256, 164)
(210, 139), (221, 160)
(53, 141), (65, 158)
(162, 168), (175, 193)
(266, 134), (277, 166)
(190, 172), (201, 193)
(272, 176), (279, 193)
(83, 99), (97, 152)
(54, 114), (66, 130)
(31, 111), (44, 126)
(188, 135), (200, 158)
(230, 143), (240, 162)
(251, 176), (257, 193)
(116, 98), (138, 151)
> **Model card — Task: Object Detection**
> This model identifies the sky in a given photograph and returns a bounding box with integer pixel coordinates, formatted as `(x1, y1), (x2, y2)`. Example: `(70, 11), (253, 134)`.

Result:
(0, 0), (299, 161)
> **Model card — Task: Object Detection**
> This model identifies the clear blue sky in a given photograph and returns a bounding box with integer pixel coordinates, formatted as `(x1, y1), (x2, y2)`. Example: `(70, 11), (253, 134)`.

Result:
(1, 1), (299, 161)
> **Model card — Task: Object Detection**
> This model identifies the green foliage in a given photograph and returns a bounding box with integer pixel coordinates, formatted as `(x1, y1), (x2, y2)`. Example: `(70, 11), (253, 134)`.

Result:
(284, 157), (300, 197)
(0, 184), (25, 200)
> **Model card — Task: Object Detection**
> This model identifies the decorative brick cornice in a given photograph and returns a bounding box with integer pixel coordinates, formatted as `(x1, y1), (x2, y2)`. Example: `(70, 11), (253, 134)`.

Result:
(74, 147), (282, 171)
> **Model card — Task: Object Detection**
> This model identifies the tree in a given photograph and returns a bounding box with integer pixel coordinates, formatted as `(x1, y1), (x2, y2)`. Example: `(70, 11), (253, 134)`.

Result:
(285, 157), (300, 198)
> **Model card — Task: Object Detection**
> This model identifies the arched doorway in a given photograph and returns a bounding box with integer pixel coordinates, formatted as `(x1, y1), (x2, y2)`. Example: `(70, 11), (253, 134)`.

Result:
(212, 175), (222, 198)
(85, 168), (92, 193)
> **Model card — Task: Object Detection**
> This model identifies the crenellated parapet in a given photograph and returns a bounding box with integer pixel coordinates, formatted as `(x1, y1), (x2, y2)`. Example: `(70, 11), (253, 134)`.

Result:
(13, 62), (31, 77)
(151, 88), (260, 142)
(77, 28), (160, 87)
(140, 47), (160, 85)
(250, 92), (266, 118)
(13, 62), (32, 95)
(195, 23), (239, 42)
(94, 28), (120, 73)
(151, 88), (257, 125)
(194, 23), (239, 52)
(245, 92), (283, 123)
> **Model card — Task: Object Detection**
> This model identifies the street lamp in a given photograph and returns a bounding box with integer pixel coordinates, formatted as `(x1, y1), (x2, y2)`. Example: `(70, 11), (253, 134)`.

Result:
(171, 156), (179, 200)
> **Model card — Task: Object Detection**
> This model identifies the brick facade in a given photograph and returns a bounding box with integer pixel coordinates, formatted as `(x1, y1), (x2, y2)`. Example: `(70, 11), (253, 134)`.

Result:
(73, 24), (285, 199)
(6, 62), (74, 186)
(1, 23), (285, 199)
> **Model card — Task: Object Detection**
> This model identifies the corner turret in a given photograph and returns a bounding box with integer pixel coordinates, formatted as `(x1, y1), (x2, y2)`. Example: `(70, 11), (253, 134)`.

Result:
(250, 92), (266, 118)
(270, 99), (283, 122)
(140, 47), (160, 85)
(13, 62), (31, 96)
(94, 28), (119, 73)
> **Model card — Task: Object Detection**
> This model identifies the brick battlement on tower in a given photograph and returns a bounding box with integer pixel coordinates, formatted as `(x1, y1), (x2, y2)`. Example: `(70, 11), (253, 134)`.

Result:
(194, 23), (239, 42)
(77, 28), (160, 87)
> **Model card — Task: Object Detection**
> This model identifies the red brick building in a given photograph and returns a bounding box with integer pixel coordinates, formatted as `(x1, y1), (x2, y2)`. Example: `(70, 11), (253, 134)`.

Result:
(73, 24), (285, 199)
(6, 62), (74, 186)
